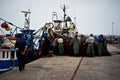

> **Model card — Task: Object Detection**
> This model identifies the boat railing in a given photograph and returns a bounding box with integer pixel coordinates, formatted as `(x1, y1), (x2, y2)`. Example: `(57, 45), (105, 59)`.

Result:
(0, 49), (17, 60)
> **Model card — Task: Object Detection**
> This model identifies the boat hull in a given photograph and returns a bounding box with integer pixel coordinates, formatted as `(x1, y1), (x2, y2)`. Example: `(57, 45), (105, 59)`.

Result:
(0, 49), (18, 74)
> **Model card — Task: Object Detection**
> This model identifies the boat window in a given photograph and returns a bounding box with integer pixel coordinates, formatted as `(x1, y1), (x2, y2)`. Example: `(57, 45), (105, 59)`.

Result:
(11, 51), (14, 59)
(7, 51), (9, 58)
(2, 51), (5, 58)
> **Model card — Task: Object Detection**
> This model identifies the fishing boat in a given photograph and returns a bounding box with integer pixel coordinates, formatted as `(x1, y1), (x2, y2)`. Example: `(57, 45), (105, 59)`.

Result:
(0, 35), (18, 74)
(0, 4), (77, 74)
(0, 10), (32, 74)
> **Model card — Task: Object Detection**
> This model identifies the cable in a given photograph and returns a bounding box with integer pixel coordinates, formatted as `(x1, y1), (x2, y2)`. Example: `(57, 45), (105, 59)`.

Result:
(70, 57), (83, 80)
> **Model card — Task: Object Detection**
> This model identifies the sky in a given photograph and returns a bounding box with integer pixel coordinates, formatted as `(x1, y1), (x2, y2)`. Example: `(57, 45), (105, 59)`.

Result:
(0, 0), (120, 35)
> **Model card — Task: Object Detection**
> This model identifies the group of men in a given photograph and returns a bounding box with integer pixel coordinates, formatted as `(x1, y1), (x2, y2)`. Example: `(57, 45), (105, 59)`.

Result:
(44, 33), (111, 57)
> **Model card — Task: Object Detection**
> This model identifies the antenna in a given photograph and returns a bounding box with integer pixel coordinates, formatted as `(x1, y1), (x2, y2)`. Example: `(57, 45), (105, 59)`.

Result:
(60, 4), (69, 21)
(112, 22), (114, 36)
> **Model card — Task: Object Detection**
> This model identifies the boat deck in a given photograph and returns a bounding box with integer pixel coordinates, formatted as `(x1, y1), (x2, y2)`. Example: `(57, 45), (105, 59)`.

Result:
(0, 44), (120, 80)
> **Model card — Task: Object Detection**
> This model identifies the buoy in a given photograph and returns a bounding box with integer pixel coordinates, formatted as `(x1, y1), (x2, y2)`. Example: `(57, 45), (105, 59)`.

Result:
(1, 22), (8, 28)
(5, 26), (10, 31)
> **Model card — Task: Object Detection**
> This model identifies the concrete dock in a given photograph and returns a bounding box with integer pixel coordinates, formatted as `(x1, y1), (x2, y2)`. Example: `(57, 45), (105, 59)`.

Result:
(0, 44), (120, 80)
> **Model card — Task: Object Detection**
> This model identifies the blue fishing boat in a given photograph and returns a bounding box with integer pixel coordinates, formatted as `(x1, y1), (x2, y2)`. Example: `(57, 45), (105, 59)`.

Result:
(0, 48), (18, 74)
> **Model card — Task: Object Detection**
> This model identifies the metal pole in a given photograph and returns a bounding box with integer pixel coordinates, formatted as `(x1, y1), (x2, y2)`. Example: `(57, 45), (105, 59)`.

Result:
(112, 22), (114, 36)
(74, 17), (77, 32)
(0, 18), (22, 29)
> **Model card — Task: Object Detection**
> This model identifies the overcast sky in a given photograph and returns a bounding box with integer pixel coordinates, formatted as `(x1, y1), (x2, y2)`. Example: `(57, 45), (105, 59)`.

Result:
(0, 0), (120, 35)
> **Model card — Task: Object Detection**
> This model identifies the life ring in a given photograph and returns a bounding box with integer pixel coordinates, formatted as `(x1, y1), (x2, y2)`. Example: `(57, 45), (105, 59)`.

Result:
(44, 22), (54, 42)
(44, 22), (54, 30)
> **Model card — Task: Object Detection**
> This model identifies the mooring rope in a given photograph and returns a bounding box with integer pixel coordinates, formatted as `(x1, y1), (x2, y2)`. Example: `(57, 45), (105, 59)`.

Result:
(70, 57), (83, 80)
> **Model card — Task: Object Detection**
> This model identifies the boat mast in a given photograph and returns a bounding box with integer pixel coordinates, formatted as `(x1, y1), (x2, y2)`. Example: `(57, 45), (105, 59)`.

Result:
(21, 9), (31, 30)
(61, 4), (68, 28)
(74, 17), (77, 32)
(63, 4), (66, 22)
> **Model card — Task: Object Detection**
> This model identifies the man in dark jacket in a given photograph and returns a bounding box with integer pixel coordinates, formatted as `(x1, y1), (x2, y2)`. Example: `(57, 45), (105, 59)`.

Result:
(15, 35), (27, 72)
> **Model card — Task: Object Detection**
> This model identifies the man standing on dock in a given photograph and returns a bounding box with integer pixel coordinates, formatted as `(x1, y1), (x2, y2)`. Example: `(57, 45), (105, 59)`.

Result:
(72, 34), (80, 56)
(15, 35), (27, 72)
(84, 34), (95, 57)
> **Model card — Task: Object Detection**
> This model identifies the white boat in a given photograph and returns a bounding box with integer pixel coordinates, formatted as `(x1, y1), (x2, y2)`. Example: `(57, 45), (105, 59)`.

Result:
(0, 48), (18, 74)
